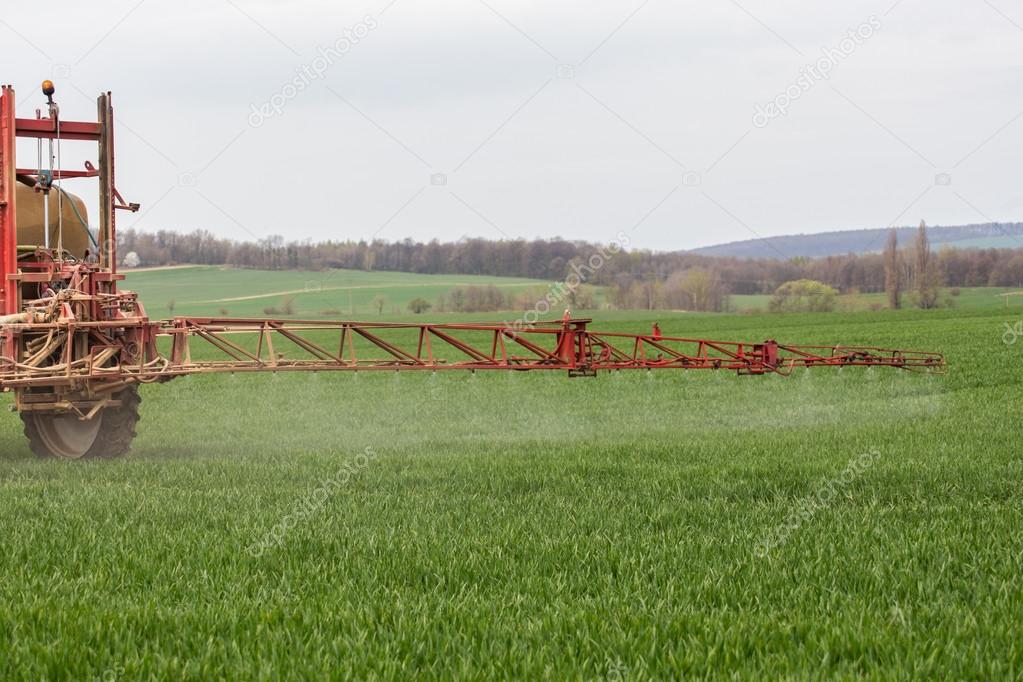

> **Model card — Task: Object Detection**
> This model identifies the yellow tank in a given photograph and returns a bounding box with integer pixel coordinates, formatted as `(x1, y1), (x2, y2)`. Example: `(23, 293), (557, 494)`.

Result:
(15, 182), (93, 258)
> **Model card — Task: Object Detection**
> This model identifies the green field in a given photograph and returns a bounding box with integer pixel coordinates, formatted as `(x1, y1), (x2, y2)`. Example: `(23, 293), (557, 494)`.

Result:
(122, 266), (553, 319)
(1, 269), (1021, 679)
(731, 286), (1023, 313)
(123, 266), (1023, 318)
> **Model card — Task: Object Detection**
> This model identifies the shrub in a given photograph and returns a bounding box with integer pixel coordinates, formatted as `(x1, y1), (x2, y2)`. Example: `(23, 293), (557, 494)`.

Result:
(264, 296), (297, 316)
(769, 279), (838, 313)
(445, 285), (507, 313)
(408, 297), (432, 314)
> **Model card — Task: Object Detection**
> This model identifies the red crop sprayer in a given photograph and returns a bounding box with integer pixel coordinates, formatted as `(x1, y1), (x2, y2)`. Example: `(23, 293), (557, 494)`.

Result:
(0, 82), (945, 458)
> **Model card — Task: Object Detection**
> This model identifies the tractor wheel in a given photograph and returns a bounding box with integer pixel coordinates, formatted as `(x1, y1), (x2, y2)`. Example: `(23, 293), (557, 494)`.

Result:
(21, 386), (141, 460)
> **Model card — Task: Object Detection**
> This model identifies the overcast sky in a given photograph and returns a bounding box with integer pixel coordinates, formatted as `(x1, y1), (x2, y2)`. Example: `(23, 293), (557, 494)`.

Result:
(3, 0), (1022, 251)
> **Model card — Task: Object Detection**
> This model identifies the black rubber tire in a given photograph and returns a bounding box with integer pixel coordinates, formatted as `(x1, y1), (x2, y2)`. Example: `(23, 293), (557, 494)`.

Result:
(21, 386), (141, 460)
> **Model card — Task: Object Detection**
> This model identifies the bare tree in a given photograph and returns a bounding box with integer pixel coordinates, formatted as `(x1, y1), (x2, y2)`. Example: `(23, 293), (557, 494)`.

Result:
(662, 268), (727, 311)
(913, 221), (941, 308)
(914, 221), (929, 286)
(682, 268), (727, 312)
(884, 228), (901, 309)
(371, 294), (386, 315)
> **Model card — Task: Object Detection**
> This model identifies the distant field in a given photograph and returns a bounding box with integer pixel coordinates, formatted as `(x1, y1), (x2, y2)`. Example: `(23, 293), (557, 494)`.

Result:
(122, 266), (555, 319)
(1, 268), (1020, 677)
(123, 267), (1023, 320)
(732, 286), (1023, 313)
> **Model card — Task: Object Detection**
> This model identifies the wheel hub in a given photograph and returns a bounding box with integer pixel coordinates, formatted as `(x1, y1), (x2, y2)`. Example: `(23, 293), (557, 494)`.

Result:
(30, 411), (104, 459)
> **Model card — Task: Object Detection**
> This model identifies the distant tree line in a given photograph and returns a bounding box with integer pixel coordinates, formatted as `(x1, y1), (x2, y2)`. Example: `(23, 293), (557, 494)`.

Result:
(118, 228), (1023, 305)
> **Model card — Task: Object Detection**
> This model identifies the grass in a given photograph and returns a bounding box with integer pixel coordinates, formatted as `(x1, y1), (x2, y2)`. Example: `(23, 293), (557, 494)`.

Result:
(0, 270), (1021, 679)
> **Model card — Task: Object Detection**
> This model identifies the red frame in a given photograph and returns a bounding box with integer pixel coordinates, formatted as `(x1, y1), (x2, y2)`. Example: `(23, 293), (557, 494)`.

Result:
(0, 84), (121, 317)
(0, 85), (19, 315)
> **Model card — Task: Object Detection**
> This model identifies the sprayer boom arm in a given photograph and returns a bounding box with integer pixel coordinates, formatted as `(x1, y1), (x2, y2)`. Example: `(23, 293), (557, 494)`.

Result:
(0, 313), (945, 397)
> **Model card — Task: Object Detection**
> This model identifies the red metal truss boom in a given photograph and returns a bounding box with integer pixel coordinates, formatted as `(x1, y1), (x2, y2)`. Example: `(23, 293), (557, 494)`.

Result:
(167, 317), (946, 375)
(0, 315), (946, 392)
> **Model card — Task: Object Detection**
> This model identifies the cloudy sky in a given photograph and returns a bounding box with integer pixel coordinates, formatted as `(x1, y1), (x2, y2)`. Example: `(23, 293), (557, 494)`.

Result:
(3, 0), (1021, 251)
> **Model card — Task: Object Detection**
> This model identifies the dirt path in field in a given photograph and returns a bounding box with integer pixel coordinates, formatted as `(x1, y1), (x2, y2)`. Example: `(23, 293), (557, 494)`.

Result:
(123, 264), (210, 273)
(194, 281), (539, 304)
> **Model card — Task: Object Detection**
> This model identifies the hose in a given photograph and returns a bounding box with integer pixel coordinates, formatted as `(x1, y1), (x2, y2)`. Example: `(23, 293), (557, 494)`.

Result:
(13, 172), (98, 251)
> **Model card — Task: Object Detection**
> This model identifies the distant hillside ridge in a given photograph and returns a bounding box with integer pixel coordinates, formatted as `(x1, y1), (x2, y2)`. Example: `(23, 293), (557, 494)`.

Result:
(691, 222), (1023, 258)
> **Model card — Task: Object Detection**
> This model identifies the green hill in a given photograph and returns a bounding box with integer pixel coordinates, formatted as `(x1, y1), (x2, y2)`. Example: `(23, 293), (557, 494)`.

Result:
(692, 222), (1023, 258)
